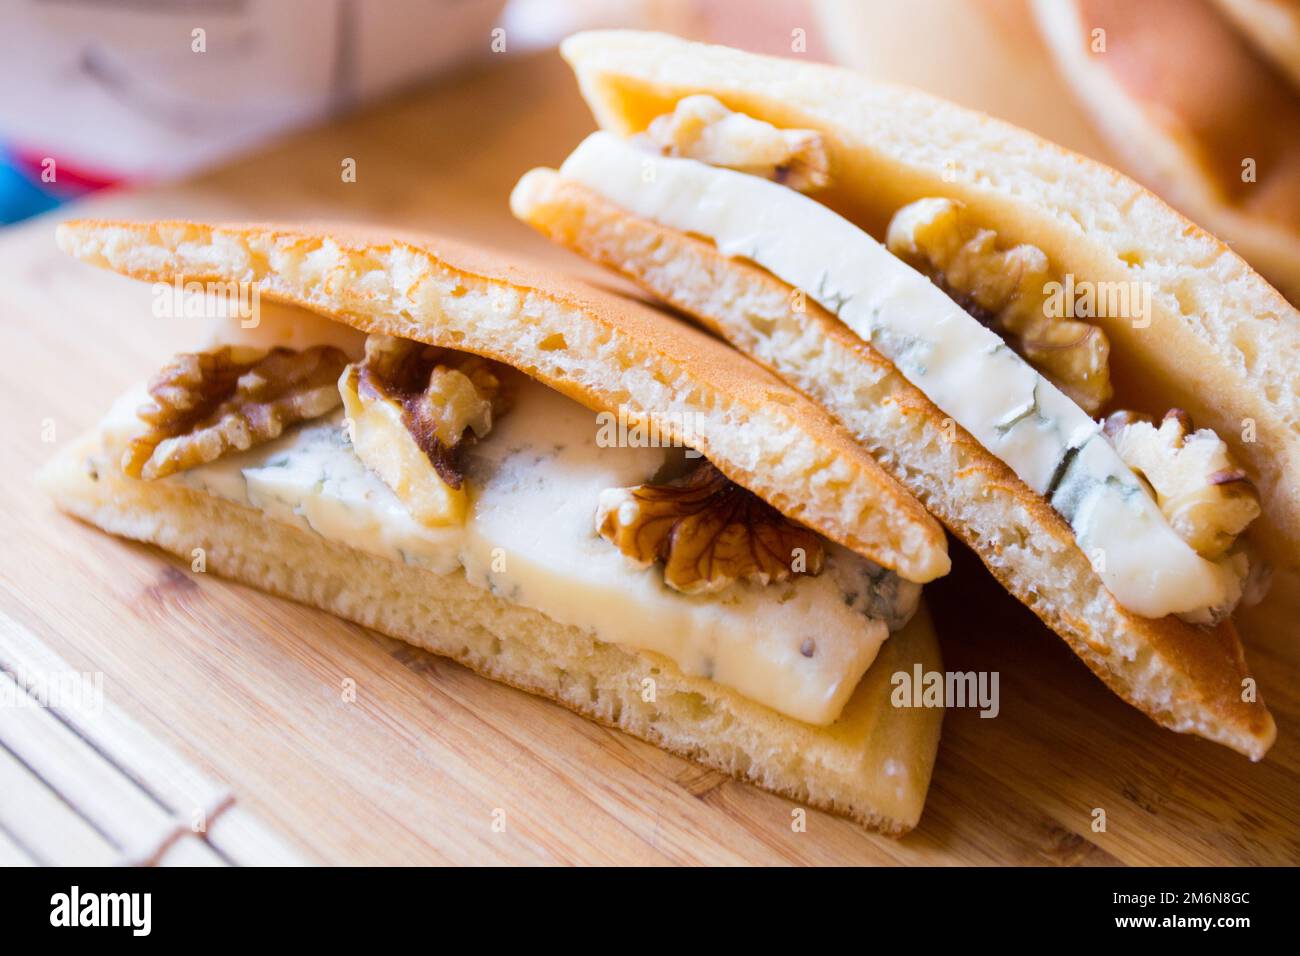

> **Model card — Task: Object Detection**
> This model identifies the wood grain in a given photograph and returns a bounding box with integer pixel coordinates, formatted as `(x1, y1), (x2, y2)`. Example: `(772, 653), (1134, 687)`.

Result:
(3, 49), (1297, 865)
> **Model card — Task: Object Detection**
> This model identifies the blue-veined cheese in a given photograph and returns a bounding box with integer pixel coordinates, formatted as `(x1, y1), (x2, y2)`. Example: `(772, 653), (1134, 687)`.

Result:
(150, 374), (917, 725)
(553, 131), (1243, 620)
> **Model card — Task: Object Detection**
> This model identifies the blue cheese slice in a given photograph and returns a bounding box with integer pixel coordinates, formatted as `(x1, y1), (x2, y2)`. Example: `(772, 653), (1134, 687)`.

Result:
(554, 131), (1242, 620)
(156, 375), (915, 725)
(172, 414), (463, 574)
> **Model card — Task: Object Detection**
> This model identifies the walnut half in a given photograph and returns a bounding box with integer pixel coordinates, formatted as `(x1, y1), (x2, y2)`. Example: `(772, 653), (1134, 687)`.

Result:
(644, 95), (830, 192)
(1103, 408), (1261, 560)
(596, 460), (825, 594)
(124, 345), (348, 480)
(887, 197), (1113, 414)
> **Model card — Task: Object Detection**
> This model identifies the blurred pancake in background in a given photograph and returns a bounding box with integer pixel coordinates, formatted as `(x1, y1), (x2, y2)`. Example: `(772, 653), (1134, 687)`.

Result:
(815, 0), (1300, 303)
(1212, 0), (1300, 91)
(813, 0), (1114, 159)
(1036, 0), (1300, 302)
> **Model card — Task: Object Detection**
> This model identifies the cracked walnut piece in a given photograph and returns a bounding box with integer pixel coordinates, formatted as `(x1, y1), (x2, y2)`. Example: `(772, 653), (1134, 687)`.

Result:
(352, 334), (508, 490)
(887, 197), (1113, 414)
(644, 94), (830, 192)
(1104, 409), (1261, 561)
(124, 345), (348, 480)
(596, 460), (825, 595)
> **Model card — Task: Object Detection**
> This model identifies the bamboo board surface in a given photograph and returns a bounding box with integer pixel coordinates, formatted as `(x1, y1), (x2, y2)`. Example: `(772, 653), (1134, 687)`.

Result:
(2, 50), (1298, 866)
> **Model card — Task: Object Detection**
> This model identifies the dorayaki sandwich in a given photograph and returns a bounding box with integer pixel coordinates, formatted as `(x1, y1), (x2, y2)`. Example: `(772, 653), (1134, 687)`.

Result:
(512, 30), (1292, 759)
(42, 220), (952, 834)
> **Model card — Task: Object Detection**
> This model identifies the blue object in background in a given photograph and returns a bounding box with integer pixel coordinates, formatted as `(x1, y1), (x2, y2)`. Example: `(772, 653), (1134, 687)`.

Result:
(0, 147), (65, 225)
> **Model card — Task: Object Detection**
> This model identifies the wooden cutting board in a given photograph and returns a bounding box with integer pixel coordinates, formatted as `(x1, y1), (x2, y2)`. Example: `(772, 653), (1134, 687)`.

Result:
(4, 49), (1297, 866)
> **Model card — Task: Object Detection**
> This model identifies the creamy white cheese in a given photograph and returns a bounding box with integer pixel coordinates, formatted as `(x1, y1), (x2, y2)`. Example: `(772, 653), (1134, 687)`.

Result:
(197, 300), (367, 358)
(153, 373), (915, 725)
(555, 132), (1241, 620)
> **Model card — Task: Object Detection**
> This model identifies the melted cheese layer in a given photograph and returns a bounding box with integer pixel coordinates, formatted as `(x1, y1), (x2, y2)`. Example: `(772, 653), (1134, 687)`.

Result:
(555, 132), (1241, 620)
(119, 374), (917, 725)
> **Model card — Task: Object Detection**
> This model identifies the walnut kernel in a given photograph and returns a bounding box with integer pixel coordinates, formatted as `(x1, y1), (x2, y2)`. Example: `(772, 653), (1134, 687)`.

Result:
(887, 197), (1113, 414)
(124, 345), (348, 480)
(1105, 408), (1261, 560)
(645, 95), (830, 192)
